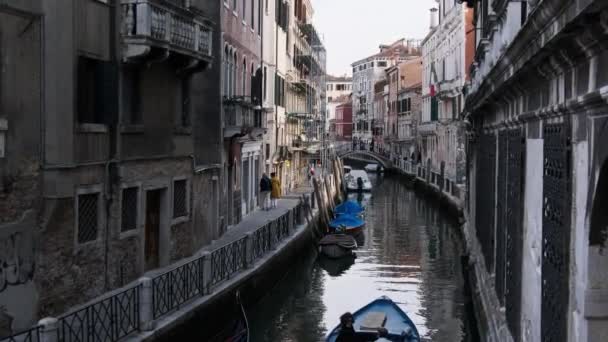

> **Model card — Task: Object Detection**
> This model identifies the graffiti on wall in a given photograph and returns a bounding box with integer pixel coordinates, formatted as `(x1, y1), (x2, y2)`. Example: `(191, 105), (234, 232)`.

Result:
(0, 211), (38, 337)
(0, 232), (35, 293)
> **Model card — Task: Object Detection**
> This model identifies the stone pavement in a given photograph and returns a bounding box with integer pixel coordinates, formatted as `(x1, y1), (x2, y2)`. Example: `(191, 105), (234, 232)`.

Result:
(201, 185), (314, 253)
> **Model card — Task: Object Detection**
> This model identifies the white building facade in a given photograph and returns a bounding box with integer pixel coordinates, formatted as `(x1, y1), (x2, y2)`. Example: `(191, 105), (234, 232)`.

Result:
(420, 2), (470, 182)
(351, 39), (420, 146)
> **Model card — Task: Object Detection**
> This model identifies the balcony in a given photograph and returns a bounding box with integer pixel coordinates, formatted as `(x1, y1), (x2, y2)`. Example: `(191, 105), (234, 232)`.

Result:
(121, 0), (212, 68)
(224, 96), (267, 139)
(417, 122), (437, 136)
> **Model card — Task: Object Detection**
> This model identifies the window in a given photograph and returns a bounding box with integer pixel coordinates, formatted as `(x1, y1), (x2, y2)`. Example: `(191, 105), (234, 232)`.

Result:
(233, 0), (238, 12)
(78, 56), (115, 124)
(328, 97), (333, 102)
(122, 68), (141, 124)
(263, 66), (267, 101)
(274, 74), (285, 106)
(378, 61), (387, 67)
(173, 179), (188, 218)
(243, 0), (246, 21)
(180, 76), (191, 127)
(276, 1), (289, 31)
(251, 0), (255, 29)
(223, 47), (229, 96)
(77, 192), (99, 244)
(242, 58), (247, 96)
(232, 53), (237, 96)
(121, 187), (138, 232)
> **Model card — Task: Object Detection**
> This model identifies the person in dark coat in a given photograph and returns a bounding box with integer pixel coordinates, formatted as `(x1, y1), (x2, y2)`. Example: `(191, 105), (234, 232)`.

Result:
(259, 173), (271, 211)
(335, 312), (387, 342)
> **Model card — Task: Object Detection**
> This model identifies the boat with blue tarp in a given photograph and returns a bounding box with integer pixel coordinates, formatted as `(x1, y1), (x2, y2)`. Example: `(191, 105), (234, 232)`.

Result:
(335, 200), (365, 217)
(328, 214), (365, 234)
(326, 296), (420, 342)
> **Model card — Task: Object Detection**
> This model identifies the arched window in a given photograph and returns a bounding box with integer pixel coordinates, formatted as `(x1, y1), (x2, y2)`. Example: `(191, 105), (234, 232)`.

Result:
(250, 63), (255, 98)
(242, 58), (247, 96)
(591, 159), (608, 246)
(232, 52), (237, 97)
(223, 46), (230, 96)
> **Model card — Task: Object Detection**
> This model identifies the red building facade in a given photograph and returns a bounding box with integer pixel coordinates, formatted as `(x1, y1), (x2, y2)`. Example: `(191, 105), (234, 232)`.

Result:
(335, 100), (353, 140)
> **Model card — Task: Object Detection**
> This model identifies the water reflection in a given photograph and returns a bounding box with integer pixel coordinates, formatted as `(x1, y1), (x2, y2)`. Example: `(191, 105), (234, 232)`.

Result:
(248, 175), (474, 342)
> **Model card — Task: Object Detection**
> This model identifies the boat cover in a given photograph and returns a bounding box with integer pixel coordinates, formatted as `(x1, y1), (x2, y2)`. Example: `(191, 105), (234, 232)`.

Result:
(329, 214), (364, 230)
(335, 200), (364, 216)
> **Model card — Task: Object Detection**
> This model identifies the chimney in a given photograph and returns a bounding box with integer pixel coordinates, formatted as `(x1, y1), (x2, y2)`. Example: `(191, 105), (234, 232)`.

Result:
(430, 8), (438, 29)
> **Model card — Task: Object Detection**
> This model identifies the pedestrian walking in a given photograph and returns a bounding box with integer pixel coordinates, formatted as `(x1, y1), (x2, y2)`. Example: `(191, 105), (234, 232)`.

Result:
(259, 173), (271, 211)
(270, 172), (281, 209)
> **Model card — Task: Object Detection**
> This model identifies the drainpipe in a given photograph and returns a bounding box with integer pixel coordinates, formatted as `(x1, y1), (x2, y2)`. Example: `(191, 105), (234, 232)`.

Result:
(103, 0), (120, 290)
(274, 3), (279, 169)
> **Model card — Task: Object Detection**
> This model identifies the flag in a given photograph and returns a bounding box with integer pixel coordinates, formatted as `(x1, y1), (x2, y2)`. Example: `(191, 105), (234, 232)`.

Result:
(429, 61), (438, 97)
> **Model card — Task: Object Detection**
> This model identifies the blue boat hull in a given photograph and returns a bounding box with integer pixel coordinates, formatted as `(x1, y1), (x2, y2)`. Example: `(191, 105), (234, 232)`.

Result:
(326, 296), (420, 342)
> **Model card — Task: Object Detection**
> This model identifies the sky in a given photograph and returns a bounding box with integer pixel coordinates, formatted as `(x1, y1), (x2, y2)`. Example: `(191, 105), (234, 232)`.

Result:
(311, 0), (437, 77)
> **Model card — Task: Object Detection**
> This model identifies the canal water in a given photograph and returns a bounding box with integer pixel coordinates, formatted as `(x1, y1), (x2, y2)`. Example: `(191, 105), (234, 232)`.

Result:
(248, 172), (478, 342)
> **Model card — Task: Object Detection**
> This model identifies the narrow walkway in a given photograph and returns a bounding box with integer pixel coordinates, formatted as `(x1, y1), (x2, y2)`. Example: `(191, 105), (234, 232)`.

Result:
(202, 186), (313, 253)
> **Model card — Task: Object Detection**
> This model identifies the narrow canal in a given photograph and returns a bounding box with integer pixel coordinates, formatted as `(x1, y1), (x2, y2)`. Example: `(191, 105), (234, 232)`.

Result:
(248, 171), (478, 342)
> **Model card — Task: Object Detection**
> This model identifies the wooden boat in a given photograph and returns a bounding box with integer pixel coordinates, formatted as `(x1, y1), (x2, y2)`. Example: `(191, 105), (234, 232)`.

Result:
(328, 214), (365, 234)
(326, 296), (420, 342)
(318, 234), (358, 259)
(335, 200), (365, 217)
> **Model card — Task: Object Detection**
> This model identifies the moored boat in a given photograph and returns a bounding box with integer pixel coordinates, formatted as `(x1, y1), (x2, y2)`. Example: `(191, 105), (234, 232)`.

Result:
(328, 214), (365, 234)
(318, 234), (358, 259)
(364, 163), (383, 173)
(335, 200), (365, 217)
(345, 170), (373, 192)
(326, 296), (420, 342)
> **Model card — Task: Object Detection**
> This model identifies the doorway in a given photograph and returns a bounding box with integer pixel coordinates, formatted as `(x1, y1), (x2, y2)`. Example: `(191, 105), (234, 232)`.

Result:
(145, 189), (162, 271)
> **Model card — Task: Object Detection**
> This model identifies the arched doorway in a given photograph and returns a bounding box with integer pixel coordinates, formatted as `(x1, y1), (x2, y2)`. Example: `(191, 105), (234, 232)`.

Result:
(586, 157), (608, 339)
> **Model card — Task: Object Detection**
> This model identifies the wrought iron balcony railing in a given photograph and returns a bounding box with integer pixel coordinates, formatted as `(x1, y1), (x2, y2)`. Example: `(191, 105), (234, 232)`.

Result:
(122, 0), (212, 63)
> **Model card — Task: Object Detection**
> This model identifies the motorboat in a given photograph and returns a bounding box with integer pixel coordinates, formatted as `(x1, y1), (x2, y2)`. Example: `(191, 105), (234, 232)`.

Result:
(318, 234), (358, 259)
(326, 296), (420, 342)
(364, 163), (383, 173)
(328, 214), (365, 234)
(345, 170), (372, 192)
(335, 200), (365, 217)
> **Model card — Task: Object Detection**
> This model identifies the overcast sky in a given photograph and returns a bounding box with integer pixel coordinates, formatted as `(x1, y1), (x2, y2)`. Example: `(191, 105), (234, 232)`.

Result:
(311, 0), (437, 77)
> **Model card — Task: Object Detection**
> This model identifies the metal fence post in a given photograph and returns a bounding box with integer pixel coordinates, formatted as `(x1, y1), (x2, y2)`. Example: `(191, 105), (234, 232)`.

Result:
(201, 251), (212, 294)
(138, 277), (154, 331)
(269, 221), (277, 251)
(39, 317), (58, 342)
(244, 232), (253, 268)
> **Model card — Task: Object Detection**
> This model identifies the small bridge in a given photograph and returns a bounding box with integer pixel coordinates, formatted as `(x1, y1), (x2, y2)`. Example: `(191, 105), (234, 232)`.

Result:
(338, 149), (393, 169)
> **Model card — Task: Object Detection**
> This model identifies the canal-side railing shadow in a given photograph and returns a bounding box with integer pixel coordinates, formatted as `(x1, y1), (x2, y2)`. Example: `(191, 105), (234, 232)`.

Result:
(1, 203), (306, 342)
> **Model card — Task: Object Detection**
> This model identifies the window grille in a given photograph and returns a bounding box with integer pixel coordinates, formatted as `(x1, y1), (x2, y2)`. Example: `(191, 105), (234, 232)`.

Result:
(173, 180), (188, 218)
(121, 187), (138, 232)
(78, 193), (99, 243)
